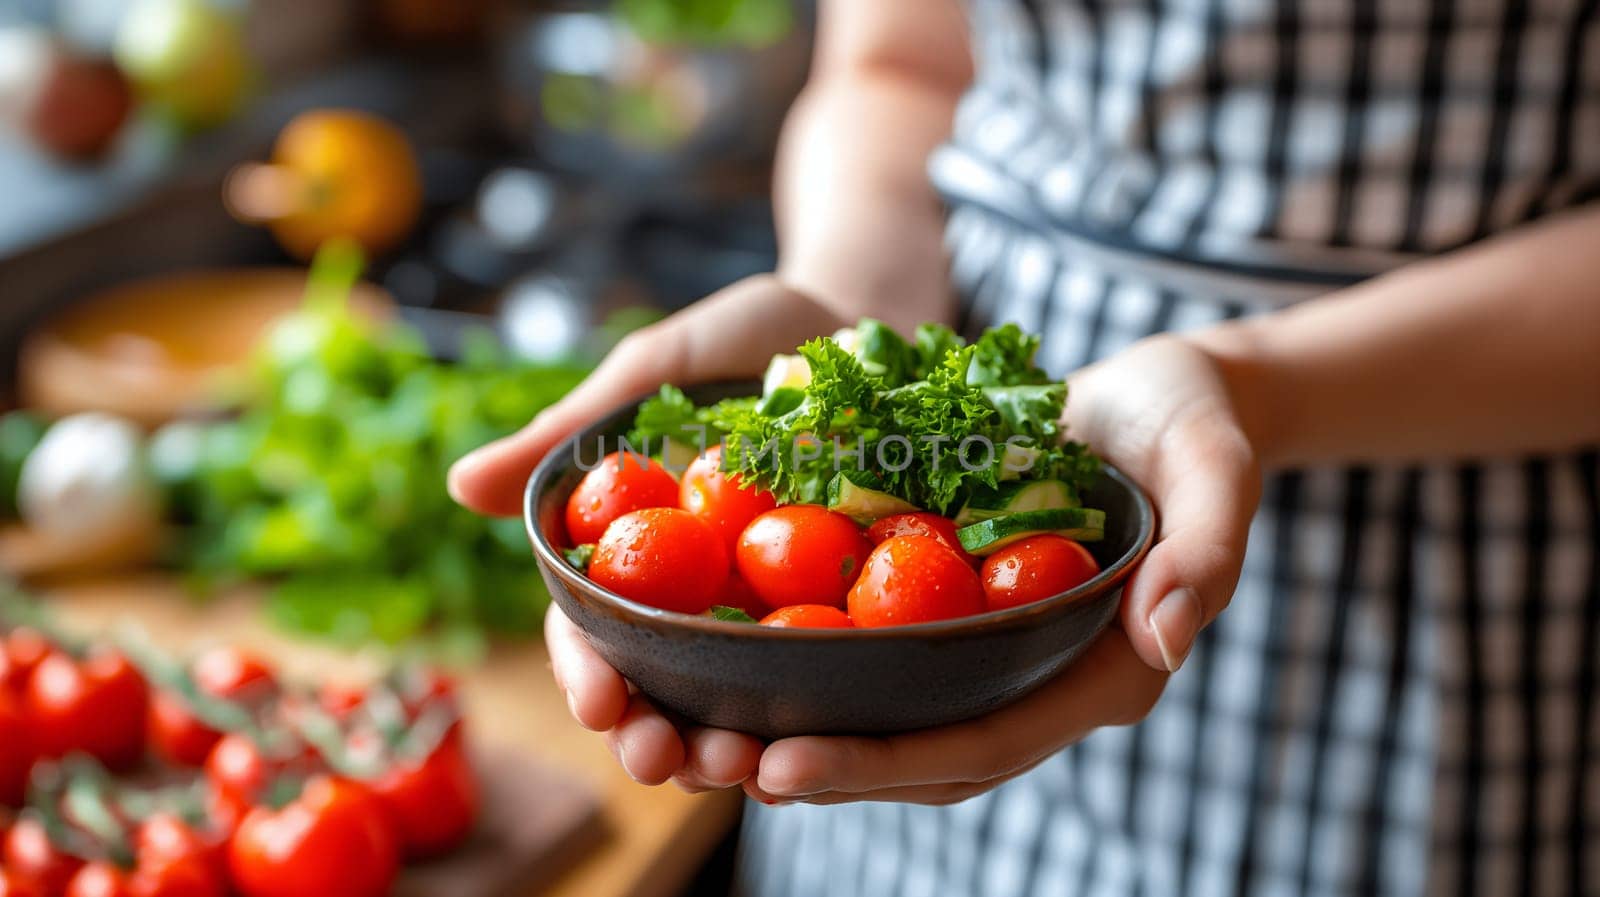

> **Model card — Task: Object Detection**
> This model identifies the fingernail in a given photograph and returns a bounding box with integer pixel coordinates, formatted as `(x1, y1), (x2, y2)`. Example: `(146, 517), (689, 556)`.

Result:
(758, 769), (824, 798)
(618, 748), (647, 784)
(563, 685), (578, 720)
(1150, 587), (1201, 671)
(445, 450), (486, 503)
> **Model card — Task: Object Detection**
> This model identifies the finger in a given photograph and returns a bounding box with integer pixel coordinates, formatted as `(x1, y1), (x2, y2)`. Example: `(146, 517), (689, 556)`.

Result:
(544, 605), (629, 731)
(673, 727), (765, 790)
(447, 329), (684, 517)
(741, 778), (973, 806)
(756, 634), (1164, 797)
(604, 694), (686, 785)
(794, 783), (988, 806)
(1119, 411), (1261, 672)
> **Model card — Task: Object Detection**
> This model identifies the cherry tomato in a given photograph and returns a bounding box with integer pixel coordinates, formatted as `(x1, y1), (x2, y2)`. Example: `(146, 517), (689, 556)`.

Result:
(563, 452), (679, 545)
(588, 508), (730, 614)
(712, 575), (770, 619)
(26, 648), (148, 772)
(149, 647), (276, 768)
(678, 446), (778, 550)
(65, 851), (222, 897)
(865, 512), (975, 564)
(3, 817), (84, 896)
(847, 536), (986, 627)
(64, 864), (128, 897)
(228, 777), (398, 897)
(736, 506), (872, 609)
(316, 682), (367, 720)
(759, 605), (853, 629)
(0, 869), (42, 897)
(2, 630), (52, 694)
(979, 535), (1101, 611)
(0, 691), (33, 807)
(391, 667), (460, 725)
(136, 815), (227, 887)
(364, 736), (478, 859)
(203, 734), (274, 833)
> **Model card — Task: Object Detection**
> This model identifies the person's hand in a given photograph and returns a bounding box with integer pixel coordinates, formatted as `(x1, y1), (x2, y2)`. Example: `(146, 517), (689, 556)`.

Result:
(448, 274), (844, 792)
(447, 275), (844, 516)
(736, 334), (1264, 805)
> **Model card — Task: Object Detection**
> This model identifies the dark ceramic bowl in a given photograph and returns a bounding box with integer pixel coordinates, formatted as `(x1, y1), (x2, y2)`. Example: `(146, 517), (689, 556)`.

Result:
(524, 382), (1155, 739)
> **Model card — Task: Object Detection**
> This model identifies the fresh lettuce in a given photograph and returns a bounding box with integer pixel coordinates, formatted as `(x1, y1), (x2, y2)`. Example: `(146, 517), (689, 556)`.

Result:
(637, 319), (1098, 515)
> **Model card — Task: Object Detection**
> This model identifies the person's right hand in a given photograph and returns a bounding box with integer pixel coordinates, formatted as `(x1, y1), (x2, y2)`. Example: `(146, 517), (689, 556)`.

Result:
(447, 274), (846, 790)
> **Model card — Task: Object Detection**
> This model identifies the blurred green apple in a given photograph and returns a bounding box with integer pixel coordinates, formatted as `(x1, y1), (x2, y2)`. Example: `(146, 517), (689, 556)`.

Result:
(115, 0), (253, 130)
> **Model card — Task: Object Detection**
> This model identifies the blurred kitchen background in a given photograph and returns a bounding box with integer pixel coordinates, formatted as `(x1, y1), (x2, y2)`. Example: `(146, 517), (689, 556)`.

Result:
(0, 1), (814, 895)
(0, 0), (811, 357)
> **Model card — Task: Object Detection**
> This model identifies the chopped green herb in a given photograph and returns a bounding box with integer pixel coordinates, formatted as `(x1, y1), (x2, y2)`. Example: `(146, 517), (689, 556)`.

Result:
(709, 605), (759, 623)
(563, 544), (596, 572)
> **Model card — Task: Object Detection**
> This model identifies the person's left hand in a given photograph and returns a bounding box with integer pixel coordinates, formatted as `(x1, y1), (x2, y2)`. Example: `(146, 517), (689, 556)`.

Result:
(738, 333), (1263, 805)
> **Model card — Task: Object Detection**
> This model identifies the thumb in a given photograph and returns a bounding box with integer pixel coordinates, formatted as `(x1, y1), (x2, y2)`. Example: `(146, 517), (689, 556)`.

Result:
(447, 326), (685, 517)
(1117, 417), (1261, 672)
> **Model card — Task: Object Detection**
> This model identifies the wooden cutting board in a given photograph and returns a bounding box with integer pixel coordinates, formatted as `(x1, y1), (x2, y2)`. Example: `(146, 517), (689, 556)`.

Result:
(397, 749), (607, 897)
(34, 575), (743, 897)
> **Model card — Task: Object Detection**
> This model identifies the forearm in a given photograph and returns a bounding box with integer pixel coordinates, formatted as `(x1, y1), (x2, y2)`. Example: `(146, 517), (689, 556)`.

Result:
(770, 0), (970, 333)
(1193, 206), (1600, 467)
(774, 78), (960, 330)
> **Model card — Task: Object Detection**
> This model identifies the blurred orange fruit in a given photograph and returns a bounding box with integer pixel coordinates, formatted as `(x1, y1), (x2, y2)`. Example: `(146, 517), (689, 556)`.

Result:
(230, 110), (423, 261)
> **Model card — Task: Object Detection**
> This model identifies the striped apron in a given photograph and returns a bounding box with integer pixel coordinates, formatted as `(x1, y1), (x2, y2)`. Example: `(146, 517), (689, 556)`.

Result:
(736, 1), (1600, 895)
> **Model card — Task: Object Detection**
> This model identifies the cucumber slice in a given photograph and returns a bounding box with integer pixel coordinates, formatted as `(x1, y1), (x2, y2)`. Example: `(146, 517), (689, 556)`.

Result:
(660, 438), (699, 473)
(826, 471), (918, 524)
(762, 353), (810, 397)
(998, 443), (1041, 481)
(956, 508), (1106, 556)
(954, 479), (1078, 526)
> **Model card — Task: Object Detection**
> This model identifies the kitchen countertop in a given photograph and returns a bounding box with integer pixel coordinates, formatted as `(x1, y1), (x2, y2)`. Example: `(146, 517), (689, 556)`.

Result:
(32, 572), (744, 897)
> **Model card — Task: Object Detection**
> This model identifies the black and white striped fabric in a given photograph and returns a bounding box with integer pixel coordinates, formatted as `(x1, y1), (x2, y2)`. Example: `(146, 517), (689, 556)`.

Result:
(734, 1), (1600, 895)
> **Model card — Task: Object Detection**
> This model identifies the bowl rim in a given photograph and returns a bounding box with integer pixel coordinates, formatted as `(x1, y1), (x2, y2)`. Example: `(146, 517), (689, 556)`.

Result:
(523, 382), (1157, 640)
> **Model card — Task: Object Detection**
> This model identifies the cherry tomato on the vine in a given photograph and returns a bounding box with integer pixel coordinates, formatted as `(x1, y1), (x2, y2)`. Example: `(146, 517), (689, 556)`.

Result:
(563, 451), (679, 545)
(847, 536), (987, 627)
(316, 682), (367, 720)
(587, 508), (730, 614)
(0, 869), (41, 897)
(678, 446), (778, 550)
(736, 506), (872, 610)
(149, 647), (276, 768)
(3, 816), (84, 896)
(228, 777), (398, 897)
(363, 736), (478, 859)
(26, 648), (148, 772)
(203, 734), (281, 834)
(1, 629), (52, 694)
(0, 691), (32, 808)
(759, 605), (853, 629)
(136, 814), (228, 887)
(865, 512), (975, 564)
(979, 535), (1100, 612)
(65, 850), (222, 897)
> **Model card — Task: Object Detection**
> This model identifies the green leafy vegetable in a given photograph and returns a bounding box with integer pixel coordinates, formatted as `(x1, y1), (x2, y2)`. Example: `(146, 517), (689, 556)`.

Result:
(160, 245), (598, 646)
(638, 319), (1100, 516)
(709, 605), (758, 623)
